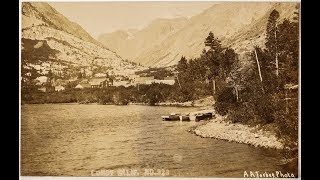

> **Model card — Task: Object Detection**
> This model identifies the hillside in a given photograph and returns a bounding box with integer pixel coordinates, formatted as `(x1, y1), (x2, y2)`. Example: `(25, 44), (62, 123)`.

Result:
(97, 2), (297, 67)
(22, 2), (103, 47)
(224, 3), (298, 63)
(21, 2), (140, 80)
(98, 17), (189, 61)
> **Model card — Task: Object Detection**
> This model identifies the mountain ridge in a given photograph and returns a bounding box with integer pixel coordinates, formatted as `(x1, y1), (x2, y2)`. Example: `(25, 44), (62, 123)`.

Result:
(21, 2), (140, 80)
(22, 2), (106, 48)
(97, 17), (189, 61)
(97, 2), (297, 67)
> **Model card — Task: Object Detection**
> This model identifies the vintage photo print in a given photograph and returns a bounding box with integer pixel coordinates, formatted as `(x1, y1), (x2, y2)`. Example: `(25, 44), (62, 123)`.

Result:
(20, 0), (300, 179)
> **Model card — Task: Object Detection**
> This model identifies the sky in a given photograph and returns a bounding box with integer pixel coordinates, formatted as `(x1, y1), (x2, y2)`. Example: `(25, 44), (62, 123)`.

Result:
(49, 2), (216, 38)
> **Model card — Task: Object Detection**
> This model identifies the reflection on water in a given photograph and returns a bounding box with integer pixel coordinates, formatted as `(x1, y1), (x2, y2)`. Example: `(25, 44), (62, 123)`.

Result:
(21, 104), (286, 177)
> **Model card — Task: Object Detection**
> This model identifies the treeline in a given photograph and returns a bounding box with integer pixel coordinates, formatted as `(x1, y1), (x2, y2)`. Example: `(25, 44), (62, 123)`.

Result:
(220, 9), (299, 152)
(175, 31), (238, 101)
(175, 8), (299, 154)
(135, 67), (174, 79)
(21, 83), (209, 106)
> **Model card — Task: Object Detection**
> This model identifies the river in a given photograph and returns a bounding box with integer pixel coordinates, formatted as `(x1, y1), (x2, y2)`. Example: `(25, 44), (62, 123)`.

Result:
(21, 104), (287, 177)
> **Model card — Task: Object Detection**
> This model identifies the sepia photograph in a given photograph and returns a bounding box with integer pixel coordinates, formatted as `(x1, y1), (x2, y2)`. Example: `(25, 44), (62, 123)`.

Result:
(20, 0), (300, 178)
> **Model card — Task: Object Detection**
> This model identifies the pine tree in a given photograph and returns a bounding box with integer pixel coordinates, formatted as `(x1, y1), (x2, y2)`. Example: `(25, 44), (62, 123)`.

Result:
(204, 31), (225, 94)
(222, 48), (237, 77)
(277, 19), (299, 85)
(47, 69), (53, 83)
(205, 31), (222, 52)
(176, 56), (188, 87)
(177, 56), (188, 73)
(266, 9), (280, 76)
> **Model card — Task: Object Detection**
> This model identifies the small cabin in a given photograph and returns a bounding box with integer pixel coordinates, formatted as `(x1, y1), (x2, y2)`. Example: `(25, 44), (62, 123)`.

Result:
(54, 85), (65, 92)
(89, 78), (108, 88)
(75, 83), (91, 89)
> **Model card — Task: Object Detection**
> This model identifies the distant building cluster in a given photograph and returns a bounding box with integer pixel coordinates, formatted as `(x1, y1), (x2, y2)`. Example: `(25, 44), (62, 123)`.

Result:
(35, 74), (176, 92)
(145, 76), (175, 85)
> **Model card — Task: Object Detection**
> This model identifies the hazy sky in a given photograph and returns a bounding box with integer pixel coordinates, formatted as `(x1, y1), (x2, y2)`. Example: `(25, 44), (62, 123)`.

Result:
(49, 2), (216, 38)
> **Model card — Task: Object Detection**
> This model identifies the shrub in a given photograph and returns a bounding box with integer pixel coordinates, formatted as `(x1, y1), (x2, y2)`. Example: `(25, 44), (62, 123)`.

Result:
(228, 102), (256, 124)
(273, 90), (298, 150)
(215, 87), (237, 115)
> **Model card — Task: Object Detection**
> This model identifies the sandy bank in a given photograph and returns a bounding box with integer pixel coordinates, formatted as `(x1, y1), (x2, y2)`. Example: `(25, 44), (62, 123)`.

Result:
(192, 115), (284, 149)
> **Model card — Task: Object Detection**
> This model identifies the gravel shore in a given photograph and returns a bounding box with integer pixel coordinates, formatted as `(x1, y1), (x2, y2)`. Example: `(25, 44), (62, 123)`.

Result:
(192, 115), (284, 149)
(157, 96), (215, 107)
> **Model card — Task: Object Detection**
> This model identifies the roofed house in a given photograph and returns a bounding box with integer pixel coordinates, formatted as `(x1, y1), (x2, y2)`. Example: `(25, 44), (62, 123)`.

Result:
(75, 83), (91, 89)
(134, 76), (155, 85)
(146, 79), (175, 85)
(89, 78), (106, 88)
(145, 79), (156, 85)
(35, 76), (55, 92)
(128, 74), (139, 80)
(106, 77), (113, 86)
(79, 79), (89, 84)
(54, 85), (65, 92)
(162, 76), (176, 85)
(164, 76), (175, 81)
(35, 76), (48, 85)
(89, 77), (114, 88)
(38, 85), (55, 92)
(157, 79), (175, 85)
(52, 79), (67, 87)
(113, 80), (130, 87)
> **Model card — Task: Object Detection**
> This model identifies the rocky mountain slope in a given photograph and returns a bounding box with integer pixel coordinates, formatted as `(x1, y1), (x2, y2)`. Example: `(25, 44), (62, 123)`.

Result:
(97, 2), (297, 67)
(98, 17), (189, 61)
(21, 2), (139, 79)
(224, 3), (298, 61)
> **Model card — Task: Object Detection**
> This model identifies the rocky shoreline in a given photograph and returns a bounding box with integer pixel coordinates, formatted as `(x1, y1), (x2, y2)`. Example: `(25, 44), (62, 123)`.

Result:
(157, 96), (215, 107)
(191, 115), (284, 149)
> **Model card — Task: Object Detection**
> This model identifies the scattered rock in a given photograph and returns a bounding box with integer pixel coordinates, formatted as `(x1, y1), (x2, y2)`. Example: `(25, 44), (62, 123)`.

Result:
(191, 116), (284, 149)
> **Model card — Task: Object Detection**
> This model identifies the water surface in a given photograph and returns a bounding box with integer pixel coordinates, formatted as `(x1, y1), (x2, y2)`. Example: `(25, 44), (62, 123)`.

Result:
(21, 104), (286, 177)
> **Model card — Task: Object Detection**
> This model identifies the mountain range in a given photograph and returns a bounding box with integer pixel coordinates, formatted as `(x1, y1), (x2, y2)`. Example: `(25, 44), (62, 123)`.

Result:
(21, 2), (140, 79)
(21, 2), (298, 77)
(97, 2), (297, 67)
